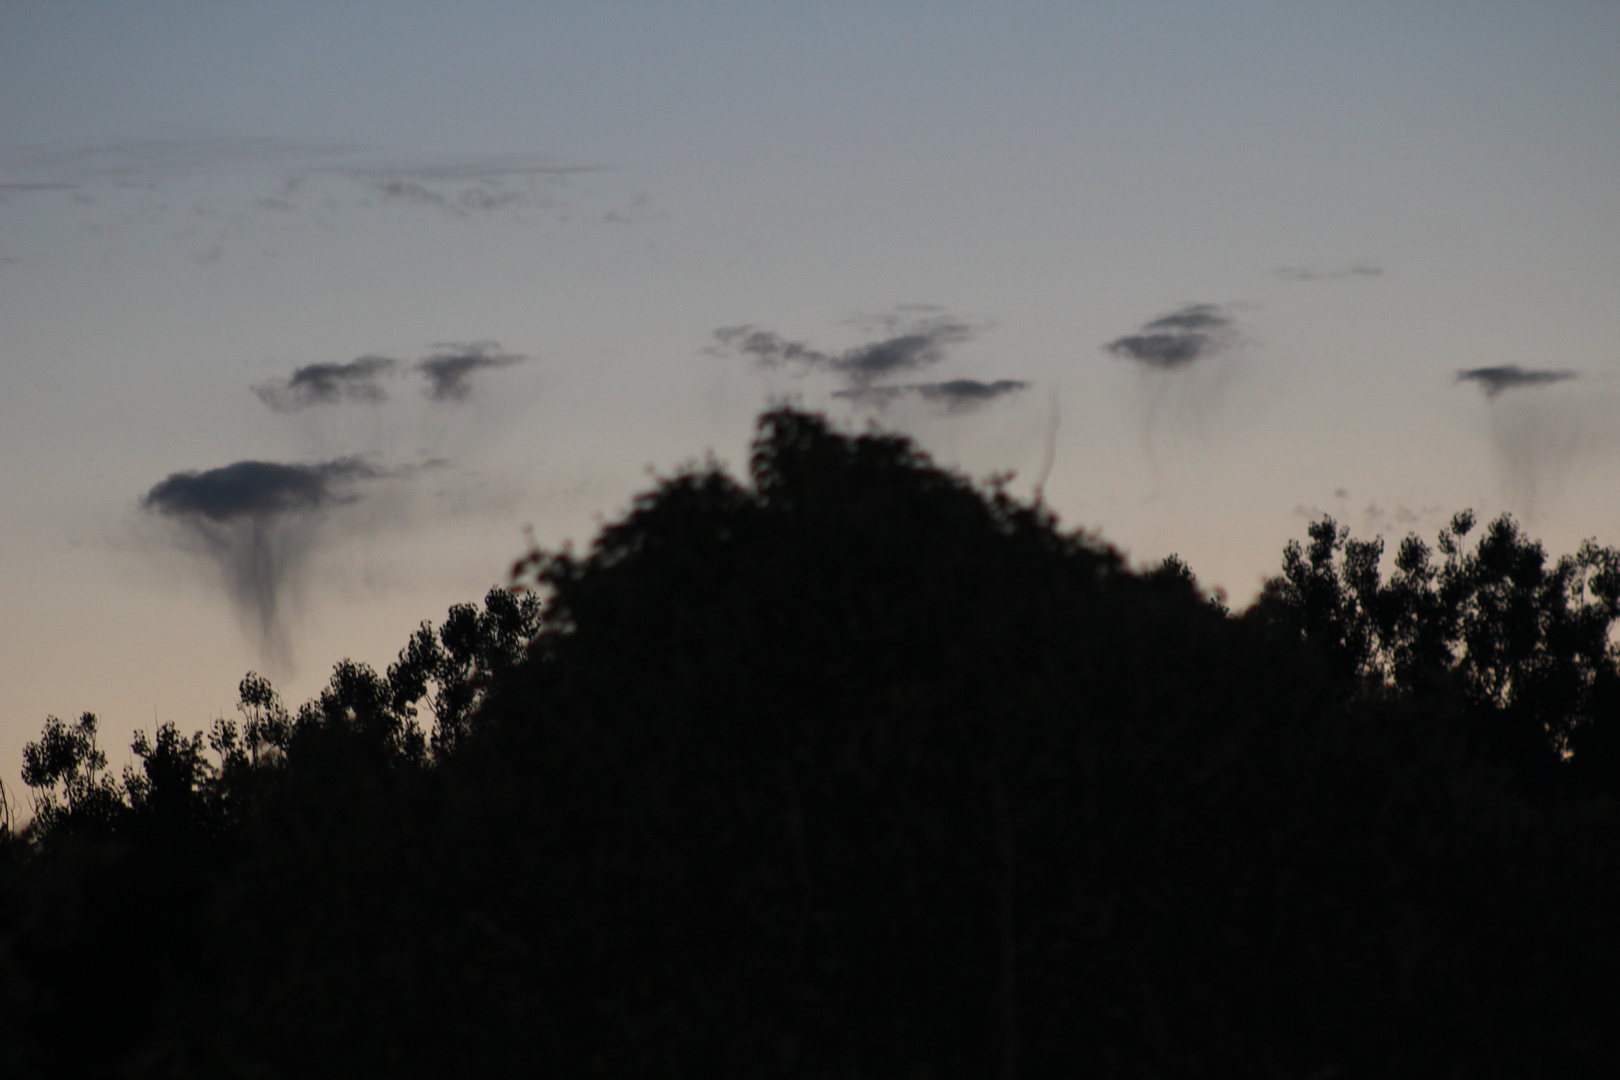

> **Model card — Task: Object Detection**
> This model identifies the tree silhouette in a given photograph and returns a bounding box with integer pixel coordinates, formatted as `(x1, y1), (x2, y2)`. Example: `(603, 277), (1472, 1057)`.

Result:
(19, 712), (124, 840)
(387, 586), (542, 756)
(1255, 510), (1620, 791)
(3, 408), (1619, 1077)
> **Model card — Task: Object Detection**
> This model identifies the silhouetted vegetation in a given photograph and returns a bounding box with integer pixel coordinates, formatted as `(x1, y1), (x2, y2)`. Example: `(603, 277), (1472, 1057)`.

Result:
(3, 408), (1618, 1077)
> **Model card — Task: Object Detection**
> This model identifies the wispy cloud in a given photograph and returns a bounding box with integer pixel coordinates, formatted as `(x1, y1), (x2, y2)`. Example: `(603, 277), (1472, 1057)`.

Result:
(834, 378), (1030, 413)
(416, 343), (527, 402)
(712, 311), (978, 385)
(141, 457), (390, 666)
(254, 356), (398, 412)
(712, 309), (1046, 487)
(370, 180), (527, 215)
(253, 345), (529, 410)
(1103, 303), (1236, 370)
(1103, 303), (1251, 471)
(1456, 365), (1579, 398)
(350, 157), (596, 217)
(0, 139), (607, 241)
(347, 157), (598, 183)
(1455, 365), (1603, 518)
(1273, 262), (1383, 283)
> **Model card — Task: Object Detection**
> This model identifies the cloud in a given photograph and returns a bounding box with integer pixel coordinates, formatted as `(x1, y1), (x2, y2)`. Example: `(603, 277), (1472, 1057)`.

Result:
(141, 458), (388, 665)
(1456, 367), (1608, 518)
(1140, 305), (1231, 333)
(1456, 365), (1579, 398)
(141, 458), (380, 521)
(368, 179), (527, 215)
(254, 355), (398, 411)
(0, 139), (606, 243)
(349, 156), (600, 217)
(1103, 304), (1236, 370)
(712, 312), (978, 385)
(1103, 304), (1252, 472)
(709, 327), (829, 368)
(1274, 262), (1383, 282)
(253, 344), (529, 409)
(834, 378), (1031, 413)
(416, 343), (527, 402)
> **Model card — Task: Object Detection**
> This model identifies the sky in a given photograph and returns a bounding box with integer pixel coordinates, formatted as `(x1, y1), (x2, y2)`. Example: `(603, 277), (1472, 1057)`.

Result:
(3, 2), (1618, 784)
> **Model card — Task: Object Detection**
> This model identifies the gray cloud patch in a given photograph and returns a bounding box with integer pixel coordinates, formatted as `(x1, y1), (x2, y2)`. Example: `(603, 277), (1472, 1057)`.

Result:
(1454, 366), (1610, 518)
(254, 356), (398, 411)
(844, 324), (975, 382)
(141, 458), (387, 666)
(1104, 304), (1236, 370)
(712, 313), (977, 385)
(1457, 365), (1579, 398)
(709, 328), (829, 368)
(1141, 304), (1230, 333)
(141, 458), (380, 522)
(835, 379), (1031, 413)
(253, 344), (527, 409)
(417, 343), (527, 402)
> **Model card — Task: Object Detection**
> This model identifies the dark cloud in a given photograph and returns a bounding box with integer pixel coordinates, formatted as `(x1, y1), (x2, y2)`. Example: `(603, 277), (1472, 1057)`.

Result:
(141, 458), (387, 665)
(1274, 263), (1383, 282)
(1458, 367), (1609, 518)
(254, 356), (398, 412)
(834, 379), (1031, 413)
(417, 343), (527, 402)
(1456, 365), (1579, 398)
(141, 458), (380, 523)
(843, 324), (975, 382)
(712, 313), (977, 384)
(919, 379), (1030, 408)
(1103, 304), (1236, 370)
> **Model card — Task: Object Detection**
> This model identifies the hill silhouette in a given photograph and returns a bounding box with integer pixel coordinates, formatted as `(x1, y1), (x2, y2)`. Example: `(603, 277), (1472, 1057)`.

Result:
(3, 408), (1618, 1077)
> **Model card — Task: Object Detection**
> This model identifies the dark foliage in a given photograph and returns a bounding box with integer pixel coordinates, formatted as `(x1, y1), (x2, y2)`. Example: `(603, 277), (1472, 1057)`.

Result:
(1254, 510), (1620, 793)
(3, 408), (1618, 1077)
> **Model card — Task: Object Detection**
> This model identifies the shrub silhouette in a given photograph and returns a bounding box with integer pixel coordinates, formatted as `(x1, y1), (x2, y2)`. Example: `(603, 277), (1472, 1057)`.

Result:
(3, 408), (1618, 1077)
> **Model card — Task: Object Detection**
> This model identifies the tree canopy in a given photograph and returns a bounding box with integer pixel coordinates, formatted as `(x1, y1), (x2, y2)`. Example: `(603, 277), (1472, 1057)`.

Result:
(3, 408), (1618, 1078)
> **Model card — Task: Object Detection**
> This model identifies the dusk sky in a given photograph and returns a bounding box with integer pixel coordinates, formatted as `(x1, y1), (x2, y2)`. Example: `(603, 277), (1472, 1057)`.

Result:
(3, 3), (1618, 779)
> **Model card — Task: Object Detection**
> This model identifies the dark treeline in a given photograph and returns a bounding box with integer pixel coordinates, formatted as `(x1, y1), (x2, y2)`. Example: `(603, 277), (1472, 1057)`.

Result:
(3, 408), (1619, 1077)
